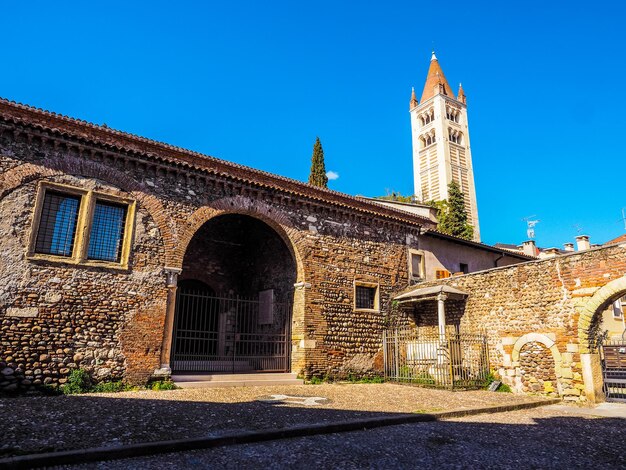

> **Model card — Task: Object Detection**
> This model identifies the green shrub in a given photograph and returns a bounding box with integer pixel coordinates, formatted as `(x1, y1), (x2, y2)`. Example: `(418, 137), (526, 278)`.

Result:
(150, 380), (178, 391)
(483, 371), (511, 392)
(308, 376), (325, 385)
(91, 381), (135, 393)
(346, 374), (385, 384)
(496, 383), (512, 393)
(62, 369), (92, 395)
(411, 371), (436, 385)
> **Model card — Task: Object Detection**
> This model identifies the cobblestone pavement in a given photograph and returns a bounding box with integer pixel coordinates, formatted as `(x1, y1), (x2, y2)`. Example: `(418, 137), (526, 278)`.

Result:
(63, 405), (626, 469)
(0, 383), (546, 457)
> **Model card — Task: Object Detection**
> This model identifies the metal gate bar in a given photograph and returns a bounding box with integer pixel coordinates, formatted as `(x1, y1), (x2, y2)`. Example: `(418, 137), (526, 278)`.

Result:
(383, 327), (489, 390)
(601, 339), (626, 402)
(171, 290), (291, 373)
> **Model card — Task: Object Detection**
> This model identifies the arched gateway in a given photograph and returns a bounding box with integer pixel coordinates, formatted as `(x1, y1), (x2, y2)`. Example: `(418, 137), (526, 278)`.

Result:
(170, 213), (297, 374)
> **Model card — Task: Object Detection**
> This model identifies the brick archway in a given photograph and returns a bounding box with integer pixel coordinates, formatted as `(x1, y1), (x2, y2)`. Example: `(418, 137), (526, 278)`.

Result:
(578, 276), (626, 354)
(159, 195), (308, 375)
(175, 196), (306, 283)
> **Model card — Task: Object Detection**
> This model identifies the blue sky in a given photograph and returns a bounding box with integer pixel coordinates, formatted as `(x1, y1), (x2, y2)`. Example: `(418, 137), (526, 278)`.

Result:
(2, 1), (625, 247)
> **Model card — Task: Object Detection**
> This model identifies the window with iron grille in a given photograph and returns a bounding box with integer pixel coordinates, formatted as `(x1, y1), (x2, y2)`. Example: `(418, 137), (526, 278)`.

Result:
(34, 191), (81, 257)
(87, 201), (128, 262)
(30, 183), (134, 267)
(355, 285), (377, 310)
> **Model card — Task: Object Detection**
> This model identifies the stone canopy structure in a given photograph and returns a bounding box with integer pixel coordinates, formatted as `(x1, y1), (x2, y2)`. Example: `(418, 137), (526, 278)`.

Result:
(0, 97), (529, 392)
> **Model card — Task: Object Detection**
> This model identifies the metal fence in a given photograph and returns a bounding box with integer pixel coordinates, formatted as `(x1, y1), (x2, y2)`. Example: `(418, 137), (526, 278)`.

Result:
(172, 292), (291, 374)
(600, 338), (626, 402)
(383, 328), (490, 389)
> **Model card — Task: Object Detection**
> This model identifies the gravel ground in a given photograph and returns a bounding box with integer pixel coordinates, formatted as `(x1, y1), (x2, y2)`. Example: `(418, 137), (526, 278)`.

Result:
(62, 405), (626, 469)
(0, 383), (545, 457)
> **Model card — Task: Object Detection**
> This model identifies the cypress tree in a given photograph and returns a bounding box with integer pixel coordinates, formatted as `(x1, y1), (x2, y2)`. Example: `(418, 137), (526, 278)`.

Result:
(437, 181), (474, 240)
(308, 137), (328, 188)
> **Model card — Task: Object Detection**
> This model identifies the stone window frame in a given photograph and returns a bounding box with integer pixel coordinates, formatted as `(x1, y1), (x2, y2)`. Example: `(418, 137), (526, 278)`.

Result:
(27, 181), (136, 270)
(353, 280), (380, 313)
(408, 248), (425, 280)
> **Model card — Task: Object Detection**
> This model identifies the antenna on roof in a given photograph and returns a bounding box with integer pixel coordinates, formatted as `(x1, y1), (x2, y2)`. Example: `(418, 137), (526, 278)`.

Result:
(522, 215), (540, 239)
(621, 207), (626, 231)
(573, 223), (583, 235)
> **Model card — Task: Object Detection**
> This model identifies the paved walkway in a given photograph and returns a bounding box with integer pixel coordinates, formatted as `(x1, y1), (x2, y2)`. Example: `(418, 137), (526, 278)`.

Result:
(546, 402), (626, 419)
(0, 383), (548, 458)
(65, 404), (626, 469)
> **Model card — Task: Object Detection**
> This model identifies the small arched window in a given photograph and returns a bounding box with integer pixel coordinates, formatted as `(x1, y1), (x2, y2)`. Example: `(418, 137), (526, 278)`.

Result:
(448, 130), (462, 144)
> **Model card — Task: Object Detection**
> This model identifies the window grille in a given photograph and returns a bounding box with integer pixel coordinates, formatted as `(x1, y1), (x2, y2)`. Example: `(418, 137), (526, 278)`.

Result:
(355, 285), (376, 310)
(87, 201), (128, 262)
(34, 191), (80, 257)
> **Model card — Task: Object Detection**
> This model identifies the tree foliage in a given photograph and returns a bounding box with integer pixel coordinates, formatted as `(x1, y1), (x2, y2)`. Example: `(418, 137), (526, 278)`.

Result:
(308, 137), (328, 188)
(435, 181), (474, 240)
(376, 190), (416, 204)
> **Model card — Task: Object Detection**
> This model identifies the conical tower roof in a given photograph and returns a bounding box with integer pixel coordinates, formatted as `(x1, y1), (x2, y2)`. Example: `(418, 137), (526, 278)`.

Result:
(420, 51), (455, 102)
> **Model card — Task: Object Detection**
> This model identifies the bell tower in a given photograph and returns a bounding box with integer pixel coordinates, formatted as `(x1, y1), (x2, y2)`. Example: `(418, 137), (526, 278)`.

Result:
(410, 52), (481, 241)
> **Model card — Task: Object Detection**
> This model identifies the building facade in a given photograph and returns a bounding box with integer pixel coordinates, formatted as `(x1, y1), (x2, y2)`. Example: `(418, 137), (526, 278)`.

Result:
(0, 98), (528, 392)
(410, 52), (481, 241)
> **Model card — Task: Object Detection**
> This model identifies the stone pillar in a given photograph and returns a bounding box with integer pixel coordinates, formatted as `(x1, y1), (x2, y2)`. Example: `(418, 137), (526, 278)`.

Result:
(291, 281), (311, 375)
(581, 353), (605, 402)
(437, 292), (448, 339)
(154, 267), (182, 376)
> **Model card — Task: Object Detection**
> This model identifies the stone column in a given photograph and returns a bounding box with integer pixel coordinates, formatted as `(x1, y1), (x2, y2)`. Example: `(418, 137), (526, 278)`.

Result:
(291, 281), (311, 375)
(581, 353), (604, 402)
(437, 292), (448, 339)
(154, 267), (182, 376)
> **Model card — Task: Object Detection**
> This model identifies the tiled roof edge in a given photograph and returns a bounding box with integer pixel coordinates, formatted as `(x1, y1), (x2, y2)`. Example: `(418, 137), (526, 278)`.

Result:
(0, 97), (433, 227)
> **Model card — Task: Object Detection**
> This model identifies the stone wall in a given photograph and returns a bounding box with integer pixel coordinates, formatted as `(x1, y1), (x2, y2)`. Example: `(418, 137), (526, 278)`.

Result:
(396, 243), (626, 401)
(0, 173), (167, 393)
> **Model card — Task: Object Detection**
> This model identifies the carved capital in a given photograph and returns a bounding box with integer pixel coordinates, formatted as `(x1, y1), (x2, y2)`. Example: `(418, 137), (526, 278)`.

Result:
(164, 267), (182, 287)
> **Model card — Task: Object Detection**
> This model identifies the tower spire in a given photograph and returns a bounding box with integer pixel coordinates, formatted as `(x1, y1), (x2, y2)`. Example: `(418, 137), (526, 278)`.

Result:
(457, 82), (466, 104)
(420, 51), (454, 102)
(409, 87), (418, 110)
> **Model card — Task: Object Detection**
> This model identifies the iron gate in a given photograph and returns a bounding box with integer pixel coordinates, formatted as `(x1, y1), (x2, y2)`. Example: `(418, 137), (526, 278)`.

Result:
(383, 328), (490, 389)
(171, 287), (291, 373)
(600, 339), (626, 402)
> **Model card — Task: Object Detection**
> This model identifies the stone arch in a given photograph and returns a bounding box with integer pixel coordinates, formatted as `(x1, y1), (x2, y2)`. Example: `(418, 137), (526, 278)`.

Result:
(164, 195), (308, 374)
(174, 195), (306, 284)
(512, 333), (563, 394)
(578, 276), (626, 354)
(0, 159), (176, 266)
(512, 333), (563, 366)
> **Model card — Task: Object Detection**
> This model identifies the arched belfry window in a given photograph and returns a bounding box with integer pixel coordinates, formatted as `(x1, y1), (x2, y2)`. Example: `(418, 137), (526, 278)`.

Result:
(448, 128), (462, 144)
(446, 107), (460, 123)
(420, 108), (435, 126)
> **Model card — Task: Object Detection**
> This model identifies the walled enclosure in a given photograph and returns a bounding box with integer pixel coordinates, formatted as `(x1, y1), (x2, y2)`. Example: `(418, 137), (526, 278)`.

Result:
(0, 99), (449, 391)
(396, 243), (626, 402)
